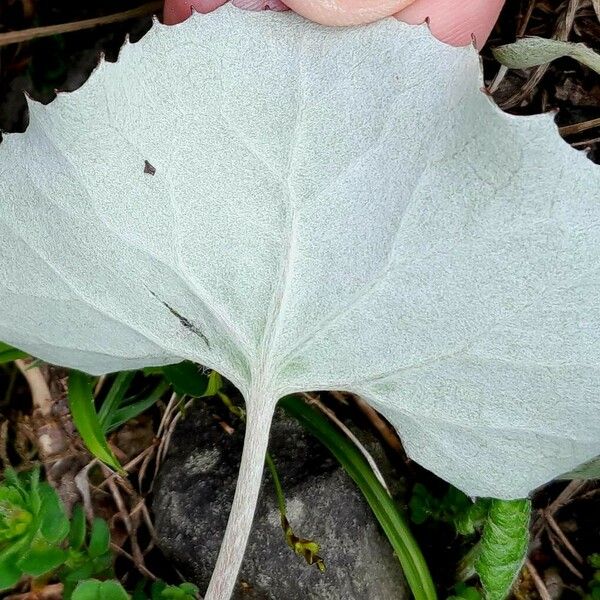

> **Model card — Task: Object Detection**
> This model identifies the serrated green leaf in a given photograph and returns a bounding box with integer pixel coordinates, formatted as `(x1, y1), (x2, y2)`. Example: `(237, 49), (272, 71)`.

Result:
(476, 499), (531, 600)
(2, 8), (600, 597)
(68, 371), (122, 472)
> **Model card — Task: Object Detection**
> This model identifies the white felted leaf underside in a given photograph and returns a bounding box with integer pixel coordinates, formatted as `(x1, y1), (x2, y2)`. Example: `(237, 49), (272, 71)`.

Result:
(1, 6), (598, 498)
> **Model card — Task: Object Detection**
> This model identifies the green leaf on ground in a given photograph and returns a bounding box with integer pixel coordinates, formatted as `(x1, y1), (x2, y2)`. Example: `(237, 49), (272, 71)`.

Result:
(494, 37), (600, 75)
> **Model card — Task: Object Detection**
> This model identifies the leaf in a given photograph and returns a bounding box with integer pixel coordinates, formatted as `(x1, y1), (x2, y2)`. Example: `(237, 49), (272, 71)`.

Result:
(67, 371), (122, 472)
(72, 580), (130, 600)
(493, 37), (600, 75)
(162, 361), (209, 397)
(87, 518), (111, 559)
(1, 6), (599, 598)
(16, 538), (67, 577)
(98, 371), (136, 431)
(0, 341), (27, 364)
(0, 557), (21, 590)
(561, 455), (600, 479)
(69, 505), (87, 550)
(38, 483), (69, 544)
(475, 499), (531, 600)
(105, 380), (169, 432)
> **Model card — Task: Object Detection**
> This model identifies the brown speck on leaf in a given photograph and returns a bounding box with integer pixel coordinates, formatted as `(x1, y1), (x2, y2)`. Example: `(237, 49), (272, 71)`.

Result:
(144, 160), (156, 176)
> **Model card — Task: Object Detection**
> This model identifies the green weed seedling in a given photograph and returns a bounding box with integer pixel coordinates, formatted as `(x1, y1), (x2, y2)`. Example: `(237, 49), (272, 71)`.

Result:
(73, 578), (200, 600)
(0, 466), (116, 598)
(60, 505), (114, 598)
(0, 468), (69, 589)
(583, 553), (600, 600)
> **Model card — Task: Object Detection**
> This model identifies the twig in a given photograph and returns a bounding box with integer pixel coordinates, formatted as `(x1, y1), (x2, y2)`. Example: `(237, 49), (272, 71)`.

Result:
(545, 511), (584, 564)
(559, 116), (600, 136)
(545, 526), (584, 579)
(15, 360), (83, 511)
(531, 480), (587, 538)
(0, 2), (163, 48)
(526, 560), (552, 600)
(100, 463), (147, 577)
(346, 393), (406, 458)
(111, 543), (158, 581)
(5, 583), (64, 600)
(74, 460), (98, 522)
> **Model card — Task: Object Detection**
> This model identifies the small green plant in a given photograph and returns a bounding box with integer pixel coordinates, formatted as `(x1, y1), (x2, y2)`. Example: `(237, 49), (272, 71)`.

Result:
(68, 368), (173, 473)
(72, 579), (130, 600)
(60, 505), (114, 598)
(0, 466), (117, 596)
(147, 581), (200, 599)
(447, 583), (483, 600)
(410, 483), (491, 536)
(72, 578), (200, 600)
(409, 483), (531, 600)
(0, 468), (69, 590)
(583, 553), (600, 600)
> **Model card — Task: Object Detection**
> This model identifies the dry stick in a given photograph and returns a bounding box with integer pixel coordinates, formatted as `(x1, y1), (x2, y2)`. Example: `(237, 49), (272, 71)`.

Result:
(74, 461), (97, 522)
(111, 543), (158, 581)
(531, 479), (587, 539)
(544, 511), (584, 564)
(100, 463), (146, 573)
(15, 359), (83, 510)
(5, 583), (64, 600)
(560, 116), (600, 136)
(526, 560), (553, 600)
(98, 443), (157, 491)
(347, 392), (406, 457)
(545, 526), (584, 579)
(0, 2), (163, 48)
(573, 134), (600, 147)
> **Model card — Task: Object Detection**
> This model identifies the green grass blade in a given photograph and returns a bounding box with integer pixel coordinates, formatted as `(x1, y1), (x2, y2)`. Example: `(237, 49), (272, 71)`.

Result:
(106, 380), (170, 433)
(67, 371), (122, 472)
(0, 341), (27, 364)
(476, 498), (531, 600)
(279, 395), (437, 600)
(98, 371), (136, 431)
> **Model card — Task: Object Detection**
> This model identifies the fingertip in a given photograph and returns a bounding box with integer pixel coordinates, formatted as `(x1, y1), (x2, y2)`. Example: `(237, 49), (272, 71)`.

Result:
(163, 0), (229, 24)
(395, 0), (505, 48)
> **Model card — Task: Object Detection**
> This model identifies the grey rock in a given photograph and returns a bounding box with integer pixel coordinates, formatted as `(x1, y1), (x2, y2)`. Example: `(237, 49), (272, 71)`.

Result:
(153, 398), (408, 600)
